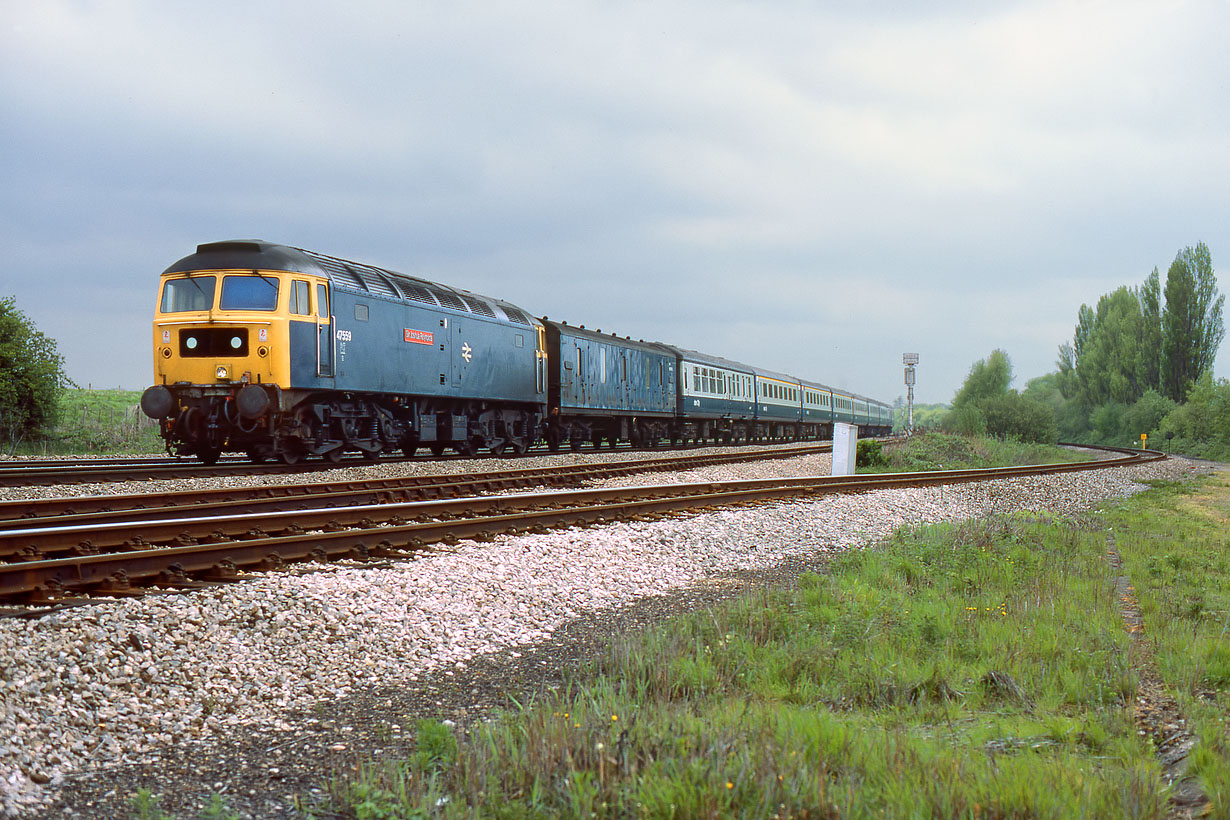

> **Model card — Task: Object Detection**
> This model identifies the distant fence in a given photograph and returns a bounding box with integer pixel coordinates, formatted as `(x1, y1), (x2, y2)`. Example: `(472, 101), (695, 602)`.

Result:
(65, 405), (159, 432)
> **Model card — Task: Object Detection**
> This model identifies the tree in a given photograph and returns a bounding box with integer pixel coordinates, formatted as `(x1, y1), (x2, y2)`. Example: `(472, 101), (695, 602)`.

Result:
(1139, 267), (1162, 392)
(951, 349), (1012, 409)
(1057, 278), (1163, 409)
(945, 350), (1056, 443)
(0, 297), (71, 454)
(1161, 242), (1225, 403)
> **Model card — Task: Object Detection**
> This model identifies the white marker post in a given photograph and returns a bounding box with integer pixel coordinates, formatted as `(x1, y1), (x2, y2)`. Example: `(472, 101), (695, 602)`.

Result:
(832, 422), (858, 476)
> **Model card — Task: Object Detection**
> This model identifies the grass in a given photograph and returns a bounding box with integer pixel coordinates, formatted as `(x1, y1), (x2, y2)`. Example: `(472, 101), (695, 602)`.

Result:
(321, 479), (1230, 818)
(858, 432), (1092, 474)
(9, 387), (163, 456)
(1101, 468), (1230, 810)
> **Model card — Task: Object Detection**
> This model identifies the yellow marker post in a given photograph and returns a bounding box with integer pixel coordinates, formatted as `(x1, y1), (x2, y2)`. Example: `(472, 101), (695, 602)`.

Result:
(1141, 433), (1147, 448)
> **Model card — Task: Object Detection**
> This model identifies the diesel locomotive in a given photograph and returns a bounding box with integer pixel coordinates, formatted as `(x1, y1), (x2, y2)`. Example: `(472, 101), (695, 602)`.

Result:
(140, 240), (892, 463)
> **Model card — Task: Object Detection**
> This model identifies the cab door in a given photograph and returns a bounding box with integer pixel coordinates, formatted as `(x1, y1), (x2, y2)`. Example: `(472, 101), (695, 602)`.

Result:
(316, 282), (333, 378)
(535, 324), (547, 395)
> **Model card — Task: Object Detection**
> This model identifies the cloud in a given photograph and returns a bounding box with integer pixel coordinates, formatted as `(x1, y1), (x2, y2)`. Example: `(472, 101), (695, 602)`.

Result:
(1, 0), (1227, 402)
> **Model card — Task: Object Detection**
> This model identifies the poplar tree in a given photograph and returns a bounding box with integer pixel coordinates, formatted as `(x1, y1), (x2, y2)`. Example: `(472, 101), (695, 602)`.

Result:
(1161, 242), (1225, 403)
(1138, 268), (1163, 392)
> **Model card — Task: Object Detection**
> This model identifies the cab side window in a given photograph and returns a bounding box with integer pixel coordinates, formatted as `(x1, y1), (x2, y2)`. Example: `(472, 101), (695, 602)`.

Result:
(290, 280), (311, 316)
(317, 284), (329, 318)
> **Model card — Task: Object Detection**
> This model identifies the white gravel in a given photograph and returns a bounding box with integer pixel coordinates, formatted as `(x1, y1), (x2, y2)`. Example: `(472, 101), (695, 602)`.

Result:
(0, 447), (1205, 817)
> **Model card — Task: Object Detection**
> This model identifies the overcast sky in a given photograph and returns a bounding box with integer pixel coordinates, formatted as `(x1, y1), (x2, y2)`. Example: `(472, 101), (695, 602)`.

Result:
(3, 0), (1227, 405)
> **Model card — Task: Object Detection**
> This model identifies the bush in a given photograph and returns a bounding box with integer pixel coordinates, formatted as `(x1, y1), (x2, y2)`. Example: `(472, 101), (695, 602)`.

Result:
(1155, 374), (1230, 459)
(980, 393), (1058, 444)
(943, 404), (986, 436)
(856, 438), (888, 468)
(0, 296), (71, 454)
(1122, 390), (1175, 441)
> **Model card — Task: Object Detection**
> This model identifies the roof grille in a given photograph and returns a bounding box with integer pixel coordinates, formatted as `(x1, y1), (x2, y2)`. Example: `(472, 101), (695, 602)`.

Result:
(501, 305), (532, 326)
(395, 279), (437, 306)
(362, 270), (399, 298)
(459, 294), (496, 318)
(428, 287), (467, 312)
(304, 253), (364, 290)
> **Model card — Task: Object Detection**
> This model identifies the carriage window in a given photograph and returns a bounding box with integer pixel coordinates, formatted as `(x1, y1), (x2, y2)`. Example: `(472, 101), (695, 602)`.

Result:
(160, 275), (217, 313)
(220, 275), (279, 311)
(317, 284), (329, 317)
(290, 280), (311, 315)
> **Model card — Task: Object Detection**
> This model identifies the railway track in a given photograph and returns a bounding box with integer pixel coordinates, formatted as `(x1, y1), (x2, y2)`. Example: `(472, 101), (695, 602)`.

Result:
(0, 444), (1164, 607)
(0, 440), (831, 487)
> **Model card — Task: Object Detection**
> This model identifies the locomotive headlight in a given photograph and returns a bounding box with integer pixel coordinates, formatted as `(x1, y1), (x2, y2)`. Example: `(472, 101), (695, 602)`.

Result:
(216, 365), (229, 380)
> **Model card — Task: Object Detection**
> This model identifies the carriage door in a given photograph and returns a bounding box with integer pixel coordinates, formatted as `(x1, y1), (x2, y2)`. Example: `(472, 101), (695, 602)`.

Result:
(316, 282), (333, 377)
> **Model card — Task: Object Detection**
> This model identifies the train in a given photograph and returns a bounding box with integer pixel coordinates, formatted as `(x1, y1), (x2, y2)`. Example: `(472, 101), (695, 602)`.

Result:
(139, 240), (893, 463)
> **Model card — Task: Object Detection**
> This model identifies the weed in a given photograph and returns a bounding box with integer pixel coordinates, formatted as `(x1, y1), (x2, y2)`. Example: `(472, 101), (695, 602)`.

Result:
(127, 788), (172, 820)
(197, 793), (241, 820)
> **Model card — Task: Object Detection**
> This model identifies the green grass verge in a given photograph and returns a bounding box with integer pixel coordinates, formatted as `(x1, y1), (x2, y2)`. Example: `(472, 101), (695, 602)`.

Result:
(322, 491), (1230, 819)
(859, 432), (1093, 473)
(12, 388), (163, 455)
(1103, 468), (1230, 810)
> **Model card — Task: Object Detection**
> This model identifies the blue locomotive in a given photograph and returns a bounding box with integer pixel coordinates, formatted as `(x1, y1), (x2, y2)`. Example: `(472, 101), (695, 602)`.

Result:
(140, 241), (892, 463)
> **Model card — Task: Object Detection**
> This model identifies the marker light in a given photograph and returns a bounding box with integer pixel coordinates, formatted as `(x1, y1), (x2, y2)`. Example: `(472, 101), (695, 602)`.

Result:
(216, 365), (229, 380)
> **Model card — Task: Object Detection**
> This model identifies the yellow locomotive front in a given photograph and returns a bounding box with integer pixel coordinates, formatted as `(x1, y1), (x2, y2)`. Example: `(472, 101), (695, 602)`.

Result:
(152, 271), (289, 386)
(140, 260), (329, 462)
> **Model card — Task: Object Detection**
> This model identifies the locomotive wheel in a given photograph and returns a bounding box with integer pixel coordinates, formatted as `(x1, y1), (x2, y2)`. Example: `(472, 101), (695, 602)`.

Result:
(198, 447), (221, 466)
(323, 446), (344, 464)
(429, 442), (446, 457)
(280, 445), (304, 465)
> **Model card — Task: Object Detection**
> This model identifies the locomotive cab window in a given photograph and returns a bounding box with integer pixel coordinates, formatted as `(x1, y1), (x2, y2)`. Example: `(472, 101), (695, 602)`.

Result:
(219, 274), (279, 311)
(317, 284), (330, 317)
(290, 280), (311, 316)
(160, 275), (216, 313)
